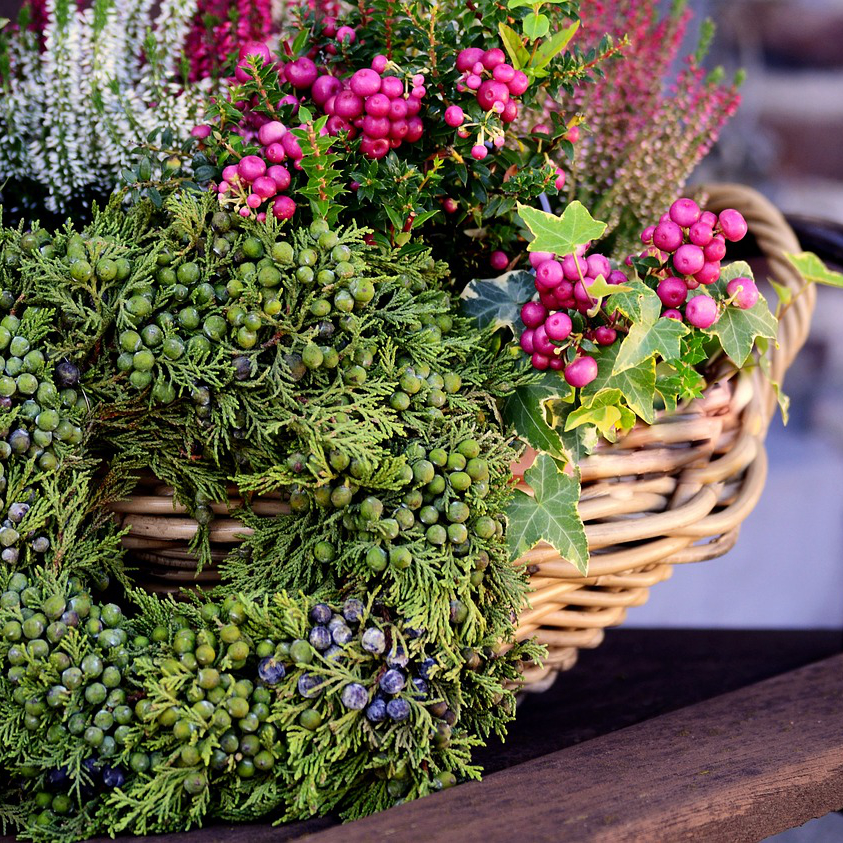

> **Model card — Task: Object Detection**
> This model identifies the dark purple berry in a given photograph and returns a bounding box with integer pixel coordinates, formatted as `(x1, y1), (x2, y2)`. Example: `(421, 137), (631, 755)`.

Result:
(342, 598), (364, 623)
(411, 677), (428, 698)
(258, 658), (286, 685)
(232, 356), (252, 381)
(365, 698), (387, 722)
(310, 603), (332, 625)
(331, 623), (353, 645)
(309, 625), (332, 651)
(102, 766), (126, 789)
(297, 672), (323, 699)
(46, 767), (69, 791)
(361, 627), (386, 654)
(341, 682), (369, 710)
(379, 669), (405, 695)
(417, 657), (435, 679)
(386, 699), (410, 721)
(55, 361), (80, 388)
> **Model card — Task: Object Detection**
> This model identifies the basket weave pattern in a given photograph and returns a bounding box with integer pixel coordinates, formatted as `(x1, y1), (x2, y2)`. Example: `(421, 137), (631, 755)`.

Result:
(110, 184), (814, 691)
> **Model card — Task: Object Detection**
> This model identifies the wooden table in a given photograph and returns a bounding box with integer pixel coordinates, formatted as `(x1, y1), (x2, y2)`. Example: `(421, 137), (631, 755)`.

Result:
(4, 629), (841, 843)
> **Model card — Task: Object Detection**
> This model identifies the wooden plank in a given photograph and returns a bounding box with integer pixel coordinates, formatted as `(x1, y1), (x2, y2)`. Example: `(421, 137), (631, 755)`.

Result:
(302, 654), (843, 843)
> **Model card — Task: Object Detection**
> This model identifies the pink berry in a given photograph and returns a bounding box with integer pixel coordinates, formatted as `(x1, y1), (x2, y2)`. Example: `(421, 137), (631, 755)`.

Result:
(520, 329), (535, 354)
(482, 48), (506, 70)
(471, 145), (487, 160)
(361, 137), (390, 159)
(493, 135), (505, 148)
(500, 100), (518, 123)
(466, 74), (482, 91)
(362, 115), (390, 139)
(191, 124), (211, 139)
(443, 198), (458, 214)
(653, 220), (684, 252)
(508, 70), (529, 96)
(490, 250), (509, 271)
(689, 221), (713, 247)
(239, 207), (251, 218)
(217, 181), (229, 194)
(533, 325), (556, 355)
(350, 68), (382, 97)
(456, 48), (484, 72)
(521, 301), (547, 329)
(412, 73), (425, 87)
(685, 295), (719, 329)
(657, 276), (688, 308)
(586, 254), (611, 281)
(405, 118), (424, 142)
(476, 80), (510, 111)
(222, 164), (239, 183)
(536, 259), (564, 288)
(564, 356), (598, 388)
(493, 63), (515, 84)
(390, 120), (409, 140)
(257, 212), (266, 222)
(365, 93), (391, 118)
(531, 124), (550, 135)
(669, 197), (701, 228)
(272, 195), (296, 220)
(694, 261), (721, 286)
(405, 97), (421, 116)
(561, 253), (587, 281)
(334, 90), (364, 119)
(555, 280), (574, 301)
(726, 277), (759, 309)
(532, 352), (551, 370)
(286, 56), (318, 89)
(673, 244), (705, 276)
(594, 326), (617, 346)
(247, 193), (262, 209)
(608, 270), (628, 285)
(389, 99), (408, 120)
(539, 292), (557, 310)
(258, 121), (287, 146)
(252, 175), (278, 199)
(564, 126), (580, 143)
(529, 251), (555, 268)
(699, 210), (718, 228)
(444, 106), (464, 127)
(545, 312), (572, 341)
(553, 168), (566, 190)
(336, 25), (356, 43)
(267, 165), (291, 191)
(380, 76), (404, 98)
(704, 235), (727, 262)
(265, 142), (285, 162)
(640, 225), (656, 244)
(718, 208), (748, 242)
(574, 279), (595, 308)
(282, 132), (304, 160)
(549, 356), (564, 371)
(238, 155), (266, 182)
(371, 54), (388, 73)
(471, 61), (485, 76)
(411, 86), (426, 99)
(662, 309), (682, 320)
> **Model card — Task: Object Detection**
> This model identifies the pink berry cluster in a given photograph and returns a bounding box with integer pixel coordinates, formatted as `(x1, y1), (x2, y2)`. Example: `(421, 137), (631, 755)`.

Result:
(452, 47), (529, 161)
(638, 198), (751, 328)
(217, 143), (296, 222)
(518, 250), (626, 387)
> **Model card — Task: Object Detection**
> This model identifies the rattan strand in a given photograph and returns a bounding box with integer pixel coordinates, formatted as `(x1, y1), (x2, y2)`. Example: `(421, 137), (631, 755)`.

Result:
(109, 184), (814, 691)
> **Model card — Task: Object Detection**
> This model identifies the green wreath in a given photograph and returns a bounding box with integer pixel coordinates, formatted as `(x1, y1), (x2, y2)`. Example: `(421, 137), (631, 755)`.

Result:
(0, 192), (540, 840)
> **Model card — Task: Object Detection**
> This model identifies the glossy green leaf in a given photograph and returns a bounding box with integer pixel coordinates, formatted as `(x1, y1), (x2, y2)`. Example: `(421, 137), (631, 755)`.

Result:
(581, 343), (657, 424)
(506, 453), (588, 574)
(532, 22), (580, 69)
(785, 251), (843, 288)
(613, 315), (688, 374)
(606, 278), (661, 323)
(460, 270), (536, 330)
(523, 12), (550, 41)
(498, 23), (530, 68)
(517, 201), (607, 256)
(503, 373), (570, 458)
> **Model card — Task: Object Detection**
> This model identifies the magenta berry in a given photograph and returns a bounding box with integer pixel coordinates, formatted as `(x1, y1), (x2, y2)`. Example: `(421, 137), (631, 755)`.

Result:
(718, 208), (748, 242)
(561, 253), (587, 281)
(456, 48), (484, 72)
(689, 221), (714, 247)
(586, 254), (611, 281)
(508, 70), (529, 96)
(520, 301), (547, 329)
(564, 356), (598, 388)
(267, 165), (291, 191)
(653, 220), (684, 252)
(529, 251), (554, 268)
(536, 259), (564, 288)
(238, 155), (266, 182)
(533, 325), (556, 355)
(444, 106), (464, 128)
(662, 309), (683, 320)
(656, 277), (688, 308)
(520, 329), (535, 354)
(350, 68), (382, 97)
(673, 244), (705, 276)
(471, 145), (488, 161)
(685, 295), (719, 329)
(258, 121), (287, 146)
(379, 76), (403, 98)
(371, 54), (388, 73)
(545, 312), (572, 342)
(594, 326), (617, 346)
(271, 195), (296, 220)
(694, 261), (721, 286)
(609, 270), (628, 285)
(669, 198), (701, 228)
(286, 57), (318, 89)
(336, 25), (356, 43)
(531, 352), (551, 370)
(252, 176), (278, 199)
(704, 236), (727, 262)
(482, 48), (506, 70)
(490, 251), (509, 271)
(334, 90), (364, 120)
(640, 225), (655, 244)
(726, 277), (759, 310)
(553, 168), (566, 190)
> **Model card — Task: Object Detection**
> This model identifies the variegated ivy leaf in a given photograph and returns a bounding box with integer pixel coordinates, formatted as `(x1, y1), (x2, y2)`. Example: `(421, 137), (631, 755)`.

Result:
(606, 277), (661, 323)
(506, 453), (588, 574)
(460, 270), (536, 330)
(708, 262), (778, 367)
(503, 373), (572, 459)
(613, 314), (688, 375)
(517, 201), (607, 256)
(582, 342), (657, 424)
(564, 388), (636, 440)
(784, 251), (843, 288)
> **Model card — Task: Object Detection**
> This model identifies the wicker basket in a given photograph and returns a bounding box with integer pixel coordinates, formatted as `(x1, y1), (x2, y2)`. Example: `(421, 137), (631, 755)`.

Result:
(109, 183), (814, 691)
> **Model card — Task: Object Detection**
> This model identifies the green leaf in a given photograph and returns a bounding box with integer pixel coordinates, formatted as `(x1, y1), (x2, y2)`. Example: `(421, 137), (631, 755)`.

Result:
(564, 389), (634, 439)
(768, 279), (793, 309)
(460, 270), (536, 330)
(586, 275), (631, 300)
(784, 251), (843, 288)
(606, 278), (661, 323)
(498, 23), (530, 69)
(506, 454), (588, 574)
(581, 342), (657, 424)
(523, 12), (550, 40)
(532, 22), (580, 68)
(518, 201), (607, 256)
(148, 187), (163, 209)
(613, 316), (688, 374)
(709, 263), (778, 367)
(506, 0), (535, 8)
(298, 105), (313, 124)
(503, 374), (570, 459)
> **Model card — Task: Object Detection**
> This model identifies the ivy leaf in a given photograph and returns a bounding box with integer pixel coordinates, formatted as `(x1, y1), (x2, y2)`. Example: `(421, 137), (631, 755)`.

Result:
(759, 355), (790, 424)
(784, 251), (843, 288)
(498, 23), (530, 68)
(564, 389), (635, 439)
(506, 453), (588, 574)
(613, 316), (688, 375)
(532, 22), (580, 69)
(503, 373), (571, 458)
(523, 12), (550, 40)
(517, 201), (607, 256)
(460, 270), (536, 330)
(708, 263), (778, 367)
(606, 278), (661, 323)
(586, 274), (631, 300)
(581, 342), (656, 424)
